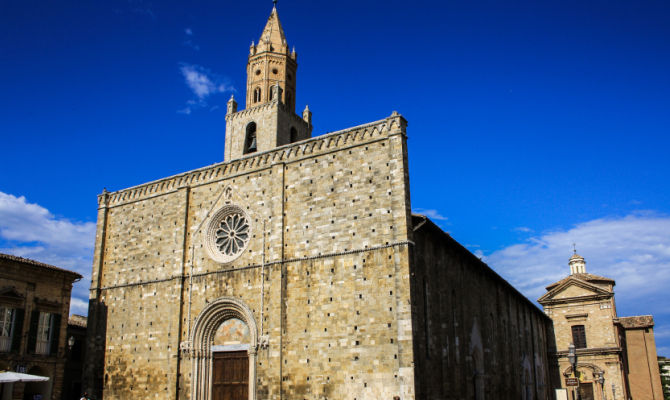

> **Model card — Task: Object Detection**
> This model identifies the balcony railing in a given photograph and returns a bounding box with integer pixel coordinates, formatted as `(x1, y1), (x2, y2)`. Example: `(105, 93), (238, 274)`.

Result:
(0, 336), (10, 352)
(35, 340), (50, 355)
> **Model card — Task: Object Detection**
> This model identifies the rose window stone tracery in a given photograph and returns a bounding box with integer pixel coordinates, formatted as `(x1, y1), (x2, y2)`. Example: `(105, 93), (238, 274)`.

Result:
(205, 205), (252, 263)
(215, 213), (249, 256)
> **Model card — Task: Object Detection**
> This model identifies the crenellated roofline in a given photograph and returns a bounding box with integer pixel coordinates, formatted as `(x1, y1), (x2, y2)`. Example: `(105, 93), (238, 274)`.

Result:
(98, 112), (407, 208)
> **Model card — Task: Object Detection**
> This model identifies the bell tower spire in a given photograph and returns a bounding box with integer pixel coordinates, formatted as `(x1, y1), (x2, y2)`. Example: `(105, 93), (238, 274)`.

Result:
(223, 4), (312, 162)
(246, 5), (297, 112)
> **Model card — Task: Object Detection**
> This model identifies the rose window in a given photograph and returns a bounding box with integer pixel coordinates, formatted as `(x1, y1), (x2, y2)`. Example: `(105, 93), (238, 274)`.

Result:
(205, 205), (252, 263)
(215, 213), (249, 256)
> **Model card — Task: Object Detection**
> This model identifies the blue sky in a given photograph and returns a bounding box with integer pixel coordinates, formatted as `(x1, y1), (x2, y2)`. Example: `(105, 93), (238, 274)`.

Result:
(1, 0), (669, 355)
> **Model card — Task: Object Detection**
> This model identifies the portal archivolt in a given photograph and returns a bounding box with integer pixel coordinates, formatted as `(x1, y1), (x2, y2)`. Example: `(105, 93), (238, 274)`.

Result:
(190, 297), (258, 400)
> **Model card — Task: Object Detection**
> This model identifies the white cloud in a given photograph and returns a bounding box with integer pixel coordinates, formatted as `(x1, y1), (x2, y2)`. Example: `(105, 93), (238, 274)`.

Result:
(178, 64), (232, 113)
(513, 226), (533, 233)
(413, 208), (448, 221)
(485, 212), (670, 316)
(183, 28), (200, 51)
(484, 212), (670, 355)
(0, 192), (95, 316)
(0, 192), (94, 252)
(69, 297), (90, 315)
(180, 64), (230, 99)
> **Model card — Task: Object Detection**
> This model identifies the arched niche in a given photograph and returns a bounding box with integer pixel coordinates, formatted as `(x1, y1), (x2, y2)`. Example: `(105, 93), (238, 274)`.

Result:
(244, 122), (257, 154)
(562, 363), (604, 378)
(190, 297), (258, 400)
(289, 127), (298, 143)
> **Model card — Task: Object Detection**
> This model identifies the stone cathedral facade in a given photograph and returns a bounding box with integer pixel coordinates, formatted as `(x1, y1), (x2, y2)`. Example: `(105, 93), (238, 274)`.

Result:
(84, 6), (555, 400)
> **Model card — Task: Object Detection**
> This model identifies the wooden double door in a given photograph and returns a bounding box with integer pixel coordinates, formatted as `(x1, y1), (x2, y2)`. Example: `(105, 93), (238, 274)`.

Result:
(577, 383), (594, 400)
(212, 351), (248, 400)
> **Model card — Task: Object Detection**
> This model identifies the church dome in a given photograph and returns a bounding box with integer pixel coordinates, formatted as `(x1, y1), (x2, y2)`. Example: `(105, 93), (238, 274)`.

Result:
(570, 252), (584, 261)
(569, 251), (586, 274)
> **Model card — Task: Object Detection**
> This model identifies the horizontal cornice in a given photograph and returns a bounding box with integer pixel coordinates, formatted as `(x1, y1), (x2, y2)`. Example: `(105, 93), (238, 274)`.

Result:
(553, 347), (622, 357)
(539, 293), (612, 306)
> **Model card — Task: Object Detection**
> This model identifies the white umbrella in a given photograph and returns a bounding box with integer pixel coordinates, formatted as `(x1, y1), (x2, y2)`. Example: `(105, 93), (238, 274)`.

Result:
(0, 371), (49, 383)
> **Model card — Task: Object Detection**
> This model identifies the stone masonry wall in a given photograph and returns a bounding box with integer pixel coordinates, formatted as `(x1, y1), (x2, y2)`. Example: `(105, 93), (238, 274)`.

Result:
(410, 216), (556, 400)
(86, 112), (415, 399)
(224, 100), (310, 161)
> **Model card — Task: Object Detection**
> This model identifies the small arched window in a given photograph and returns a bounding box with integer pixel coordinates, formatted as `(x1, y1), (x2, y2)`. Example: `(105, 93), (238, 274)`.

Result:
(244, 122), (257, 154)
(269, 87), (273, 101)
(253, 88), (261, 103)
(290, 127), (298, 143)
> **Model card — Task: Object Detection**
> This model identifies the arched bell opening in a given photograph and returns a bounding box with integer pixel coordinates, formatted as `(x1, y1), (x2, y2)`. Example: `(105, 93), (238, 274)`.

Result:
(252, 87), (261, 103)
(244, 122), (257, 154)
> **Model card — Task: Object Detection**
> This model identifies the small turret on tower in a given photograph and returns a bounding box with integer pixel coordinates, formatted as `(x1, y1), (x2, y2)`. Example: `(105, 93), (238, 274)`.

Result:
(227, 95), (238, 115)
(302, 105), (312, 126)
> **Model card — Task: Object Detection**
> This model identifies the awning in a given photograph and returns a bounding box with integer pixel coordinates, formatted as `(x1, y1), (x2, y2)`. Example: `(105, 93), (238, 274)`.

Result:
(0, 371), (50, 383)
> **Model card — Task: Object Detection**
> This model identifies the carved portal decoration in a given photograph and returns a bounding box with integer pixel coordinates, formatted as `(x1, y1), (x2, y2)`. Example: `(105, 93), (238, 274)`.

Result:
(190, 297), (258, 400)
(205, 205), (251, 263)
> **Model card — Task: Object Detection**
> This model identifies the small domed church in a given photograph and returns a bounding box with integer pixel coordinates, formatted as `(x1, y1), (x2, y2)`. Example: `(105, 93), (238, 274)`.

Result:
(83, 4), (558, 400)
(539, 252), (664, 400)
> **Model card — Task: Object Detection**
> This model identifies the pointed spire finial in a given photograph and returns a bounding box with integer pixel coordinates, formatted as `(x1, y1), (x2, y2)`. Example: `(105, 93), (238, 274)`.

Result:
(573, 243), (577, 254)
(273, 0), (277, 9)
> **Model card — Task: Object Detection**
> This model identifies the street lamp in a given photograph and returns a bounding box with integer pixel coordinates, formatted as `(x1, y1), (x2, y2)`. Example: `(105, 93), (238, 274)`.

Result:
(68, 336), (75, 351)
(568, 344), (577, 400)
(598, 373), (605, 400)
(568, 343), (577, 374)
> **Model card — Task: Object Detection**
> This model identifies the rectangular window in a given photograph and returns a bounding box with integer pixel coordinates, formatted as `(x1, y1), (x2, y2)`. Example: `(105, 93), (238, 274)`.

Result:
(36, 312), (54, 355)
(572, 325), (587, 349)
(0, 307), (15, 352)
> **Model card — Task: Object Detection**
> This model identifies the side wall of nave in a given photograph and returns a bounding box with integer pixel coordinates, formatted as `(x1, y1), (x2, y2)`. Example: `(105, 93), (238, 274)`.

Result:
(410, 216), (558, 400)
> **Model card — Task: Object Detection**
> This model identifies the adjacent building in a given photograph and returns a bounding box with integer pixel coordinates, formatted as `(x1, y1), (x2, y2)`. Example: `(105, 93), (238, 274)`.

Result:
(62, 315), (87, 400)
(658, 356), (670, 399)
(0, 253), (82, 400)
(83, 5), (555, 400)
(539, 252), (664, 400)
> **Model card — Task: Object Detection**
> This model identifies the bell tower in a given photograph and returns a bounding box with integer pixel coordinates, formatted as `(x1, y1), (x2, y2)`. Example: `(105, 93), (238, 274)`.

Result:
(224, 4), (312, 162)
(246, 6), (297, 113)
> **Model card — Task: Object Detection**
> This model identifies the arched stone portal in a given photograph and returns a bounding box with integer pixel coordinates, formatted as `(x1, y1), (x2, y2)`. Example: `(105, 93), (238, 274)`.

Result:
(191, 297), (258, 400)
(562, 363), (604, 400)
